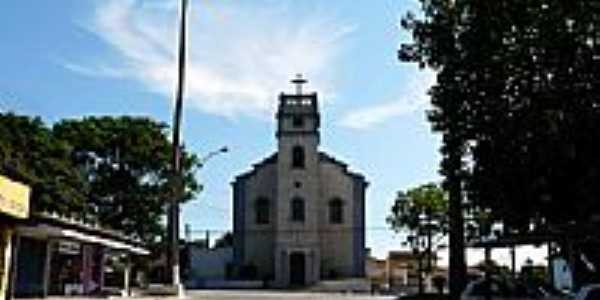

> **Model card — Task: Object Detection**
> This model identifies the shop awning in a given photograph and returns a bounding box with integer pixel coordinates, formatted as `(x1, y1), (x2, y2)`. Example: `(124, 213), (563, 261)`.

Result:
(17, 223), (149, 255)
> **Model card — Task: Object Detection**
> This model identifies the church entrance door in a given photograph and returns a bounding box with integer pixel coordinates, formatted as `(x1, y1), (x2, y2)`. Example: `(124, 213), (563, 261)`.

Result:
(289, 252), (305, 286)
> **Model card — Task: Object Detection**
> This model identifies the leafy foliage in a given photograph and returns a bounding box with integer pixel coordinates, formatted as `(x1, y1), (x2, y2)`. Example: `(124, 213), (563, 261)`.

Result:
(387, 183), (448, 237)
(0, 113), (87, 215)
(401, 0), (600, 234)
(399, 0), (600, 289)
(1, 113), (201, 245)
(53, 116), (201, 244)
(399, 1), (471, 295)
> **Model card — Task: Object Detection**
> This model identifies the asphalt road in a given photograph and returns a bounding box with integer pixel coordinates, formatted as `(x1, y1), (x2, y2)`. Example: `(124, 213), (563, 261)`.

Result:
(41, 290), (397, 300)
(186, 290), (397, 300)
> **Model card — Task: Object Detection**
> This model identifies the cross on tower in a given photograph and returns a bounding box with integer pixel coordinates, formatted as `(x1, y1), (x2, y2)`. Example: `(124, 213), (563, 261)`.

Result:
(291, 73), (307, 95)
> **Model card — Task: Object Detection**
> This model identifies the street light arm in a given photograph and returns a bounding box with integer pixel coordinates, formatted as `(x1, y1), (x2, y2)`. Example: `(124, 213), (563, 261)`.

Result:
(197, 146), (228, 167)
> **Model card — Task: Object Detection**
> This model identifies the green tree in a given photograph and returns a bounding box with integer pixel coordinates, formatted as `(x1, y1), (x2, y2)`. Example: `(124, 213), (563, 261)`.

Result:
(387, 183), (448, 294)
(0, 113), (87, 216)
(53, 116), (201, 244)
(387, 183), (448, 237)
(404, 0), (600, 233)
(399, 0), (600, 291)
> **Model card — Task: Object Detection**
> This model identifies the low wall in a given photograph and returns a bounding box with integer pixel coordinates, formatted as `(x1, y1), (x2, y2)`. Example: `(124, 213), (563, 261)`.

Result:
(310, 278), (371, 293)
(186, 279), (263, 289)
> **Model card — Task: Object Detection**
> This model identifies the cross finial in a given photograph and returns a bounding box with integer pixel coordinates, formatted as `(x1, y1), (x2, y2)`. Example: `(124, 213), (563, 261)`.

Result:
(291, 73), (307, 95)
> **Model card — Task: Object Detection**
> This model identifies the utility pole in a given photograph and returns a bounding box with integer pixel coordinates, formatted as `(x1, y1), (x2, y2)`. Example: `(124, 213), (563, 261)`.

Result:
(167, 0), (188, 296)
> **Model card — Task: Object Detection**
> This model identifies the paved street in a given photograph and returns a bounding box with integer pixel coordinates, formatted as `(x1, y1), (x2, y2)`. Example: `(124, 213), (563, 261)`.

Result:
(42, 293), (396, 300)
(186, 290), (397, 300)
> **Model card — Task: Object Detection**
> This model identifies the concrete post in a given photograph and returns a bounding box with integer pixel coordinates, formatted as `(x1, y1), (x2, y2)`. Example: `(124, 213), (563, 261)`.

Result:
(510, 246), (516, 279)
(484, 247), (492, 300)
(8, 234), (20, 300)
(547, 242), (554, 288)
(42, 239), (54, 297)
(385, 256), (391, 288)
(0, 228), (12, 300)
(122, 254), (131, 297)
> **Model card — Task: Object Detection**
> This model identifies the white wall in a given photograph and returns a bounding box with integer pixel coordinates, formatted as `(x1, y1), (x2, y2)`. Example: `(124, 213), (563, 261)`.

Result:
(188, 246), (232, 281)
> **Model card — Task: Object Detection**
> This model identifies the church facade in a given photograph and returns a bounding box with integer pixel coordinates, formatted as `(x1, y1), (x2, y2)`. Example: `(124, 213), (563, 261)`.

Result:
(232, 76), (367, 287)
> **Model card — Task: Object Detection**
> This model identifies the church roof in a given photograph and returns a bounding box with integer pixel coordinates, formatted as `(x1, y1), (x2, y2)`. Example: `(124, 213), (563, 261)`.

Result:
(232, 151), (367, 184)
(233, 152), (278, 182)
(318, 152), (367, 183)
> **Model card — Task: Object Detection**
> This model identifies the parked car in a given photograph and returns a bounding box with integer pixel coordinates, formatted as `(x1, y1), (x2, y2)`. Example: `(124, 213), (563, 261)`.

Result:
(574, 284), (600, 300)
(461, 277), (552, 300)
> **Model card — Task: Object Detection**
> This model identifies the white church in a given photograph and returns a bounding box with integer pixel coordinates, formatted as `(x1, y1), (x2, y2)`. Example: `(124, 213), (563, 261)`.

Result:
(232, 75), (368, 287)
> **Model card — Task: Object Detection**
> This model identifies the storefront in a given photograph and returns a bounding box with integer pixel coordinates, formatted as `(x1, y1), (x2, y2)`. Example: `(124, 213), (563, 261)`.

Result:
(0, 175), (31, 300)
(12, 214), (148, 298)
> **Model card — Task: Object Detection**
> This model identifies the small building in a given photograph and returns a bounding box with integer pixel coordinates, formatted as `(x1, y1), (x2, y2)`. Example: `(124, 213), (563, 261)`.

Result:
(366, 256), (387, 288)
(10, 213), (148, 298)
(232, 75), (368, 287)
(0, 175), (31, 300)
(366, 250), (440, 294)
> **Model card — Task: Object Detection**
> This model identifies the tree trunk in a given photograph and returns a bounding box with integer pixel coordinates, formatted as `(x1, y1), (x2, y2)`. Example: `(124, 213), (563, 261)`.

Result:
(448, 146), (467, 300)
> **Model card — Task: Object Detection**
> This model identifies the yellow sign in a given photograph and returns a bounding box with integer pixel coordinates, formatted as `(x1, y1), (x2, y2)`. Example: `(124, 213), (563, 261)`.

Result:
(0, 175), (30, 219)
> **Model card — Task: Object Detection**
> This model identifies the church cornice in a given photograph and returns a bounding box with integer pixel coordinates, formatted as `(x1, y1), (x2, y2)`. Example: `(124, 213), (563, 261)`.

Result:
(318, 152), (368, 185)
(231, 151), (368, 185)
(232, 152), (278, 183)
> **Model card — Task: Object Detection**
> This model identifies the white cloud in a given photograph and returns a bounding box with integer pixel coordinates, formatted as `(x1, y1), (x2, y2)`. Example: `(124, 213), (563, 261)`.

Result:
(68, 0), (353, 119)
(62, 62), (126, 78)
(339, 71), (436, 130)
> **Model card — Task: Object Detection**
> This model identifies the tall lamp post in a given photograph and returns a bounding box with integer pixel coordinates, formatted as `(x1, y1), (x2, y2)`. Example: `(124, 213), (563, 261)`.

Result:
(182, 146), (228, 280)
(167, 0), (188, 296)
(198, 146), (228, 167)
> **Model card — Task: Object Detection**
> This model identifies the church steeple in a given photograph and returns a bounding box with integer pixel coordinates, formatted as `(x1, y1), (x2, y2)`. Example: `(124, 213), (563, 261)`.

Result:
(276, 74), (320, 141)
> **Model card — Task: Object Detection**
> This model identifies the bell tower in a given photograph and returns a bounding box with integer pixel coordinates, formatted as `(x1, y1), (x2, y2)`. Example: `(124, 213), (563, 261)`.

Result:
(276, 73), (320, 142)
(274, 74), (321, 286)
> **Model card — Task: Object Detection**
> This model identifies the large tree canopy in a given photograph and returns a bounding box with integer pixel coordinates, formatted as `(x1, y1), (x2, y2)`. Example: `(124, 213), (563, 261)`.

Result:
(0, 113), (87, 215)
(399, 0), (600, 292)
(1, 113), (201, 244)
(401, 0), (600, 239)
(53, 116), (201, 243)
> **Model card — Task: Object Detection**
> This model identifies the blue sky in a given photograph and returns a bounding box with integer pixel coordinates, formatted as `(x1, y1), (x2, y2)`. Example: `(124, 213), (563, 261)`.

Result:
(0, 0), (547, 266)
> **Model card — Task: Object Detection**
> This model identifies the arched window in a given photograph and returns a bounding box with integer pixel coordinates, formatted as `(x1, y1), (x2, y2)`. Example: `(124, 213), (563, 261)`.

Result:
(291, 197), (305, 222)
(292, 146), (305, 169)
(329, 198), (343, 224)
(255, 197), (270, 224)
